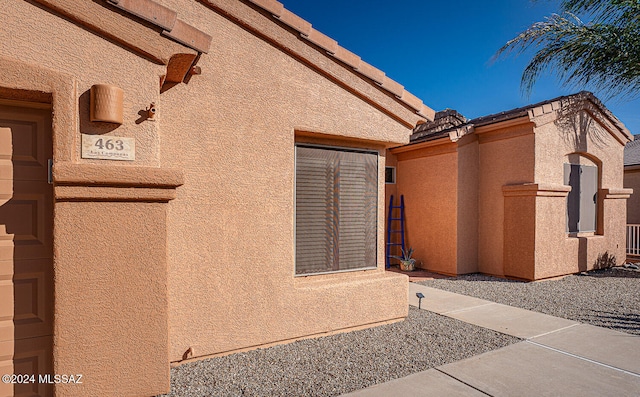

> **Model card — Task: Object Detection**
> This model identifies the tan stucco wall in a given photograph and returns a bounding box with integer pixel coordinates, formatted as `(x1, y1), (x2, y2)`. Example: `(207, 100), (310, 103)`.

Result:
(534, 110), (624, 187)
(384, 151), (399, 264)
(53, 202), (170, 396)
(502, 192), (537, 280)
(531, 110), (628, 278)
(625, 167), (640, 224)
(456, 135), (479, 273)
(394, 143), (459, 274)
(0, 0), (165, 167)
(159, 4), (410, 362)
(390, 134), (479, 276)
(477, 122), (536, 276)
(385, 151), (399, 212)
(483, 109), (628, 280)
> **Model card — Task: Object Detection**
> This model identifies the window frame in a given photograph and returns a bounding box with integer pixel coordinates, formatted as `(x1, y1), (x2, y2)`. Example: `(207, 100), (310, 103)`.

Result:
(385, 166), (396, 184)
(294, 143), (379, 276)
(564, 162), (598, 234)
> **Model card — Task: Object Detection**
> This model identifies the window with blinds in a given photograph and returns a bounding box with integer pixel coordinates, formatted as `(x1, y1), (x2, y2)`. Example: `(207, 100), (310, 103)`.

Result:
(295, 145), (378, 275)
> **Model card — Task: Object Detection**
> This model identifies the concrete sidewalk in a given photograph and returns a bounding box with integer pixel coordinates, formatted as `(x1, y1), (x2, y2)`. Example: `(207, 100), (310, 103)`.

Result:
(342, 283), (640, 397)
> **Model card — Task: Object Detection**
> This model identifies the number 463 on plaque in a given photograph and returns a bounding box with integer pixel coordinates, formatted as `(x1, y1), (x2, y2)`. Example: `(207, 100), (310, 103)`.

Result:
(81, 134), (135, 161)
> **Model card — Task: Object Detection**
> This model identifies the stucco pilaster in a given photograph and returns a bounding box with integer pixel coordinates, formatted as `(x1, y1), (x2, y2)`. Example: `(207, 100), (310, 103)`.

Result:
(502, 184), (570, 280)
(52, 165), (182, 396)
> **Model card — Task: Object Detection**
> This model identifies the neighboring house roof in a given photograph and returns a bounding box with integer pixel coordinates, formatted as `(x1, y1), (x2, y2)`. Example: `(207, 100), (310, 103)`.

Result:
(409, 91), (632, 144)
(411, 109), (468, 142)
(625, 136), (640, 166)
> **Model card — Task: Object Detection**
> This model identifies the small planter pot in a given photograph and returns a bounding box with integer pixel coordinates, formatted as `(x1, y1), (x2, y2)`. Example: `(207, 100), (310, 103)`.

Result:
(399, 260), (415, 272)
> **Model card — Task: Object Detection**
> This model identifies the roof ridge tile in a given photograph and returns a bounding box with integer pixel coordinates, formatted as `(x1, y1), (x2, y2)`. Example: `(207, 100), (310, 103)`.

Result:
(379, 76), (404, 97)
(355, 61), (385, 85)
(273, 8), (312, 36)
(108, 0), (211, 53)
(329, 46), (361, 69)
(303, 29), (338, 54)
(246, 0), (284, 17)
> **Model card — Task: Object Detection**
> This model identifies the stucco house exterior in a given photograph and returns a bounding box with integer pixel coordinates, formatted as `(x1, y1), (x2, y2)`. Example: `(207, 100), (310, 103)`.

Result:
(0, 1), (434, 396)
(386, 92), (633, 281)
(624, 136), (640, 224)
(624, 136), (640, 256)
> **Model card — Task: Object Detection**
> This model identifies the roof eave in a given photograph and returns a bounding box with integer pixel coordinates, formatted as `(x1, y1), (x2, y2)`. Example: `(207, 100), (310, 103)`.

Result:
(241, 0), (434, 125)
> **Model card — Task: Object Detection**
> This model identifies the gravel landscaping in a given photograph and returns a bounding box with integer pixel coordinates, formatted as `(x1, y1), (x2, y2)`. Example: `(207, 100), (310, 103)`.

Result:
(159, 307), (518, 397)
(160, 266), (638, 396)
(419, 266), (640, 336)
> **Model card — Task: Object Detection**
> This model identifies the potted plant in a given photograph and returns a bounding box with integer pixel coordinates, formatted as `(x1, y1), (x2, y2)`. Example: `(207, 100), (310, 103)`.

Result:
(394, 247), (416, 272)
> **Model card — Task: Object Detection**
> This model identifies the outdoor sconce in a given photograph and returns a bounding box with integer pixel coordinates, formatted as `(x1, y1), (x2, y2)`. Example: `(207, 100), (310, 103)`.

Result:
(90, 84), (124, 124)
(416, 292), (425, 310)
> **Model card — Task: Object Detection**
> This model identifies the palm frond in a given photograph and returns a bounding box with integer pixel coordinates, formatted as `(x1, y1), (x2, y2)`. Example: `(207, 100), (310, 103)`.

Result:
(495, 6), (640, 99)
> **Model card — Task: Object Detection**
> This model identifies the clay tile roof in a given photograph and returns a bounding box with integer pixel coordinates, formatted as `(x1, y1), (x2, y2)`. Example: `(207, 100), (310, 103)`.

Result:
(625, 136), (640, 166)
(410, 109), (467, 142)
(469, 91), (629, 135)
(245, 0), (434, 120)
(409, 91), (632, 144)
(467, 93), (584, 127)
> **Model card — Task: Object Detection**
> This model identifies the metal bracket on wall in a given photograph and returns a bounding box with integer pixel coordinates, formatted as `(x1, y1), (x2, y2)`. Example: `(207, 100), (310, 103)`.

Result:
(47, 159), (54, 184)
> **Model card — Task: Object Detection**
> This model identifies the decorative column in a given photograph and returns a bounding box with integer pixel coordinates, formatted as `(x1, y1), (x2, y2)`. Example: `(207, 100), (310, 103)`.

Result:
(52, 163), (182, 397)
(502, 183), (570, 280)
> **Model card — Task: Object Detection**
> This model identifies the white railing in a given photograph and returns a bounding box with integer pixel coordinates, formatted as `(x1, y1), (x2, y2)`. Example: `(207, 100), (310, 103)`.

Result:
(627, 224), (640, 256)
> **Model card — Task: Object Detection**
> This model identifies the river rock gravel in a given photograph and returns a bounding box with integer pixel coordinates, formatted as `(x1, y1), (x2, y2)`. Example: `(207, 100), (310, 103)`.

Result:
(159, 307), (518, 397)
(419, 267), (640, 336)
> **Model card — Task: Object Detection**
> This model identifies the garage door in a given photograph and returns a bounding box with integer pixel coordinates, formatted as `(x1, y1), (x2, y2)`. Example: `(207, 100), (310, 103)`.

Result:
(0, 102), (53, 397)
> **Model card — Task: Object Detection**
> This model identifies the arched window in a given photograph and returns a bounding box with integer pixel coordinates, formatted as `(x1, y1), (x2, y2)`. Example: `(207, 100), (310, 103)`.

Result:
(564, 155), (599, 233)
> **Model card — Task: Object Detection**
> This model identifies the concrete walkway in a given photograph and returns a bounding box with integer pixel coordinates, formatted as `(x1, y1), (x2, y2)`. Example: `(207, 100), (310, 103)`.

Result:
(342, 283), (640, 397)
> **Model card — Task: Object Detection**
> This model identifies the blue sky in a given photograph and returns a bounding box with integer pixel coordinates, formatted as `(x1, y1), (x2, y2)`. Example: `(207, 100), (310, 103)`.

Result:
(281, 0), (640, 134)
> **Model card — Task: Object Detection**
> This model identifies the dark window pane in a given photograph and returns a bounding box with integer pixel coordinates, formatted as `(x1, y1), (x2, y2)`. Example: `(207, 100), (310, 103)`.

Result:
(385, 167), (395, 184)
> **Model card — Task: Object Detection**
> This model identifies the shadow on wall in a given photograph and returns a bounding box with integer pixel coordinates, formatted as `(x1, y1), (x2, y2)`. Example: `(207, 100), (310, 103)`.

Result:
(577, 244), (616, 272)
(594, 251), (617, 270)
(554, 96), (609, 152)
(577, 237), (588, 272)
